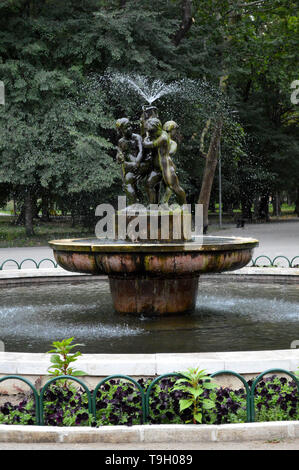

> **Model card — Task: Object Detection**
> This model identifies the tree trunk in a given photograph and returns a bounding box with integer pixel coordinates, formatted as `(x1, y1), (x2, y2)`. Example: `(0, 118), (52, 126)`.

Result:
(227, 203), (234, 217)
(71, 209), (78, 227)
(241, 197), (252, 220)
(16, 205), (25, 225)
(210, 197), (216, 213)
(196, 1), (236, 233)
(253, 196), (259, 220)
(272, 193), (281, 216)
(295, 189), (299, 216)
(198, 119), (223, 232)
(41, 195), (50, 221)
(24, 189), (34, 236)
(258, 194), (269, 222)
(173, 0), (193, 46)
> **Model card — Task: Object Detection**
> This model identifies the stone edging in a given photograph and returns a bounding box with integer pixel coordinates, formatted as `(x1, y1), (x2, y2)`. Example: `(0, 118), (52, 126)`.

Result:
(224, 267), (299, 276)
(0, 266), (298, 280)
(1, 350), (299, 377)
(0, 422), (298, 444)
(0, 266), (298, 287)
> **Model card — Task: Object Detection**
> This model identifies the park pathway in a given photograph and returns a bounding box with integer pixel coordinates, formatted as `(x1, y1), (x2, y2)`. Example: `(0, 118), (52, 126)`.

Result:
(210, 220), (299, 260)
(0, 221), (298, 266)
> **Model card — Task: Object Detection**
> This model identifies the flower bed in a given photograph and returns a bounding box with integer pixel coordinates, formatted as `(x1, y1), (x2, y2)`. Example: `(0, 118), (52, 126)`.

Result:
(1, 374), (299, 427)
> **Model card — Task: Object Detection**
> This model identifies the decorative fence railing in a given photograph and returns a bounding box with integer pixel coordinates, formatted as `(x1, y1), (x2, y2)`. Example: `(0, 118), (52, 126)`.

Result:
(0, 258), (58, 270)
(251, 255), (299, 268)
(0, 368), (298, 426)
(1, 256), (299, 271)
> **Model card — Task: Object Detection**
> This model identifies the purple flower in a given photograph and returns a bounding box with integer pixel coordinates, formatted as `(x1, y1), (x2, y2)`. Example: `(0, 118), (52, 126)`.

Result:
(0, 403), (11, 416)
(132, 396), (140, 404)
(75, 412), (89, 425)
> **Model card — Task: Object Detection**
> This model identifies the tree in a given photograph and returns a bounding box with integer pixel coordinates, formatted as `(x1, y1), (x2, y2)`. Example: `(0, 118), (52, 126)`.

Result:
(191, 0), (299, 228)
(0, 0), (298, 236)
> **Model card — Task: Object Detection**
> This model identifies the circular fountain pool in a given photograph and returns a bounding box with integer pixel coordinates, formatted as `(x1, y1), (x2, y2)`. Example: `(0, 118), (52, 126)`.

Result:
(1, 278), (299, 353)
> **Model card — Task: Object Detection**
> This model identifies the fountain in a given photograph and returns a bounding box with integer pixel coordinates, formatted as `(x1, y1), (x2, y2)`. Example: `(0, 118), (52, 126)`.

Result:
(2, 279), (299, 353)
(49, 77), (258, 315)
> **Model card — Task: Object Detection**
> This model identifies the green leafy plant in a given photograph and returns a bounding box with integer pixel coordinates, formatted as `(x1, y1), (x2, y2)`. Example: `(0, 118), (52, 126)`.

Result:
(47, 337), (86, 378)
(172, 368), (218, 424)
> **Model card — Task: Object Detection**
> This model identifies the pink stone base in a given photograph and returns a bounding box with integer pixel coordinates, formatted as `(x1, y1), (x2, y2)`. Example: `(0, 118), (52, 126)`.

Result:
(109, 275), (199, 315)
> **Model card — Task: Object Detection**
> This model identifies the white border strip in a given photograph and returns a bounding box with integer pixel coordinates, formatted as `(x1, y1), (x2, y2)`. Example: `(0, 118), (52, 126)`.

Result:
(1, 350), (299, 376)
(0, 422), (298, 443)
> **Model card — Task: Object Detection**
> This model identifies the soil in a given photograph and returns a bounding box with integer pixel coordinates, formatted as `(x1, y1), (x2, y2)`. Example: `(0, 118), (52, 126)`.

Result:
(0, 393), (30, 406)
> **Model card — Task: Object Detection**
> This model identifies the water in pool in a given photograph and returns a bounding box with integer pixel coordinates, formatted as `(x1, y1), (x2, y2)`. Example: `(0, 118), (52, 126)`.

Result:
(1, 279), (299, 353)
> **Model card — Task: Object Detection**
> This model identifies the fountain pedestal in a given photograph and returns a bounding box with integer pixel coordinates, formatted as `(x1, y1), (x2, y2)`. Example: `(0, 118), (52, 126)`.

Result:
(115, 206), (192, 242)
(109, 275), (199, 315)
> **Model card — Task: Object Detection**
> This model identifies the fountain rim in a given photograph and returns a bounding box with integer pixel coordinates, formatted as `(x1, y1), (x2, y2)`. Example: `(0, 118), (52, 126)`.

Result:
(49, 235), (259, 253)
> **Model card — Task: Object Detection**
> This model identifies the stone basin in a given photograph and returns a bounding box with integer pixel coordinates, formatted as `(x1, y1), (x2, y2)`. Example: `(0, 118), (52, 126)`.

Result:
(49, 236), (259, 315)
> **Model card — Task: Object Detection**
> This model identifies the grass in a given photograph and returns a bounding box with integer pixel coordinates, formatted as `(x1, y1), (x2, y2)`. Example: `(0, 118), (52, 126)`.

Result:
(0, 202), (297, 248)
(209, 203), (298, 224)
(0, 216), (93, 248)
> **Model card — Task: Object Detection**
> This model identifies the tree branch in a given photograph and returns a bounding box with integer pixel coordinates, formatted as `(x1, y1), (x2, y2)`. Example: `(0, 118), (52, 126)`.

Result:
(238, 0), (268, 8)
(173, 0), (194, 47)
(225, 0), (269, 15)
(199, 117), (211, 158)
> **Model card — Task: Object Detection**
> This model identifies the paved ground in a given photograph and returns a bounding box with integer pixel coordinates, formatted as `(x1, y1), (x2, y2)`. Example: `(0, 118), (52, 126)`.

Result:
(210, 220), (299, 260)
(1, 438), (299, 450)
(0, 246), (54, 267)
(0, 221), (298, 266)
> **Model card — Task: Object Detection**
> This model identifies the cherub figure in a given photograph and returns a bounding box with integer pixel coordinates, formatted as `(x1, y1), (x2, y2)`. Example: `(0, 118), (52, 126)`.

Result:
(116, 118), (143, 205)
(143, 118), (187, 206)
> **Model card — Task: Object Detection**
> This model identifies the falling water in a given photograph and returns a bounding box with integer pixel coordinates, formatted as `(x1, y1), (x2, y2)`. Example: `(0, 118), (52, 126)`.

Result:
(109, 73), (183, 104)
(101, 71), (231, 123)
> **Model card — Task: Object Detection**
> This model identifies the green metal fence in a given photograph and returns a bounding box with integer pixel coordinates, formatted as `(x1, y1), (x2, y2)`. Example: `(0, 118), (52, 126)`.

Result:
(0, 258), (57, 270)
(251, 255), (299, 268)
(0, 368), (298, 426)
(1, 255), (299, 271)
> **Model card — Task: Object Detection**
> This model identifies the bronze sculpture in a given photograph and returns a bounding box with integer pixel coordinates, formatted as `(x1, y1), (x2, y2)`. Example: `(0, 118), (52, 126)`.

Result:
(161, 120), (187, 205)
(116, 109), (187, 207)
(115, 117), (143, 205)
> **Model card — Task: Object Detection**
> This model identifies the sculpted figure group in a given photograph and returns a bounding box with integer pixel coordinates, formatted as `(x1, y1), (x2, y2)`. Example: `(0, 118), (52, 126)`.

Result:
(116, 106), (187, 207)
